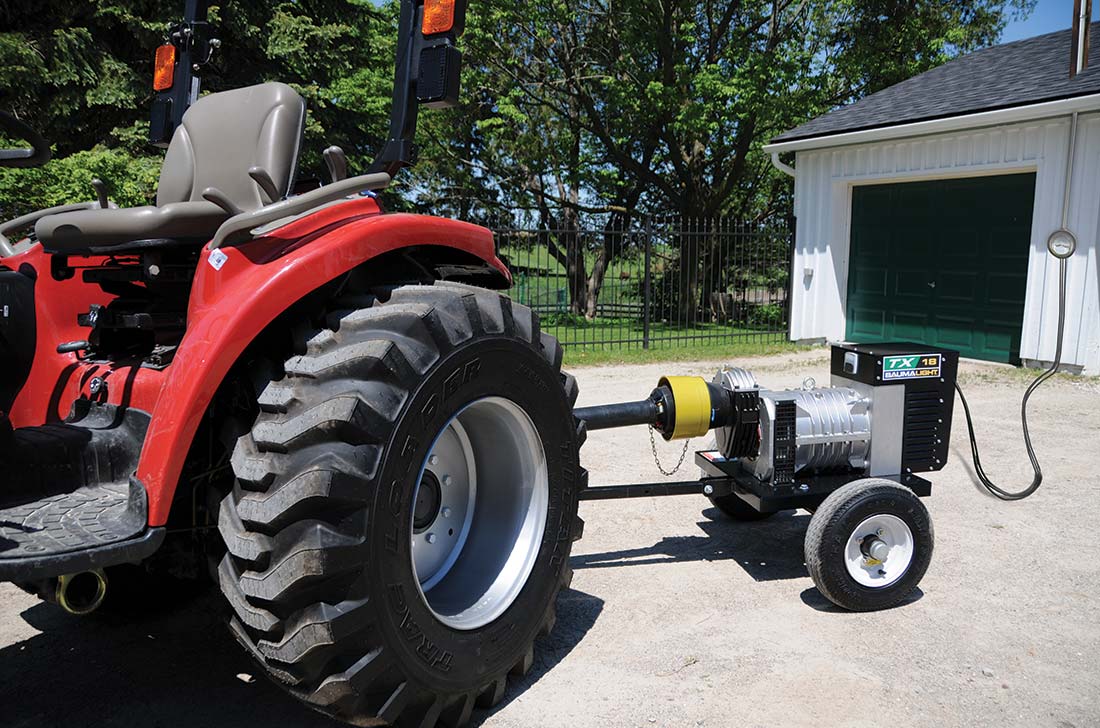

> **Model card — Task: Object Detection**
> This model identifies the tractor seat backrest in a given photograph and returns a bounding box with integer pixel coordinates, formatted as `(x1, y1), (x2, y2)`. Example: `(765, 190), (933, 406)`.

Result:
(157, 82), (306, 211)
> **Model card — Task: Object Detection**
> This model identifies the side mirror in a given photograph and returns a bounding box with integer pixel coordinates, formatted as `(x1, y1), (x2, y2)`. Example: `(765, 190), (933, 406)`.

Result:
(418, 45), (463, 109)
(417, 0), (467, 109)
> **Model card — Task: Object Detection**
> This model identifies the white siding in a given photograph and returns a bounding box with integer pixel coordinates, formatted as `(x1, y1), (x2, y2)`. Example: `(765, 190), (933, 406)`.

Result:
(790, 112), (1100, 374)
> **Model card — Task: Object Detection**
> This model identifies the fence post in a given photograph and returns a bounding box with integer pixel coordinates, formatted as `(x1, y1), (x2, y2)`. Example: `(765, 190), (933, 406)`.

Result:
(642, 215), (653, 349)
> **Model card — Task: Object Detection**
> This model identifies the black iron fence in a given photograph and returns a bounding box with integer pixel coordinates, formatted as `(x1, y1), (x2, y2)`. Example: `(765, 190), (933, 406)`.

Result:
(495, 216), (794, 350)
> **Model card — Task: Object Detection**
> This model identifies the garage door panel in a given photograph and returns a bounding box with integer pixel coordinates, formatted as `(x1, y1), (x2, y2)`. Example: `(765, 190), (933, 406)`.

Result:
(892, 228), (935, 257)
(893, 270), (934, 299)
(855, 187), (894, 220)
(891, 312), (929, 342)
(934, 315), (977, 349)
(941, 224), (986, 250)
(980, 321), (1023, 361)
(850, 267), (888, 296)
(893, 187), (935, 220)
(988, 225), (1031, 246)
(849, 307), (886, 339)
(987, 272), (1028, 304)
(941, 246), (983, 263)
(943, 185), (986, 218)
(937, 270), (980, 301)
(846, 173), (1034, 364)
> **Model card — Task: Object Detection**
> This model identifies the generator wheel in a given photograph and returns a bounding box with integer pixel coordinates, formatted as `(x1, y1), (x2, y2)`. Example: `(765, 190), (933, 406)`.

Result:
(804, 479), (933, 612)
(219, 282), (586, 726)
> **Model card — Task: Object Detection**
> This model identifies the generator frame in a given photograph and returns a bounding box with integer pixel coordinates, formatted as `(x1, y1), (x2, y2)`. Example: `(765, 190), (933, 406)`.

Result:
(579, 455), (933, 512)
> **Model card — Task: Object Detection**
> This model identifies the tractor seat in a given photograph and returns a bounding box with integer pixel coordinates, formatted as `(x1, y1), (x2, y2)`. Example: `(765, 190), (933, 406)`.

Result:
(36, 82), (305, 254)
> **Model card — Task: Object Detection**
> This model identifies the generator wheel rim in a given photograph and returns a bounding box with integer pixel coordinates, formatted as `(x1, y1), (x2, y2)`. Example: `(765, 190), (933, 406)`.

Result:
(411, 396), (549, 631)
(843, 514), (914, 588)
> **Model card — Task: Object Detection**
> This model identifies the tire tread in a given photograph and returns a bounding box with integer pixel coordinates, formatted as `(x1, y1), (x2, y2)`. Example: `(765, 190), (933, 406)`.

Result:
(219, 282), (587, 726)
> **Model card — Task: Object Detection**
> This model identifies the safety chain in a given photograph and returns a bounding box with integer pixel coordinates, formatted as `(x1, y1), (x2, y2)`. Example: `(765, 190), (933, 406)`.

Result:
(648, 425), (691, 476)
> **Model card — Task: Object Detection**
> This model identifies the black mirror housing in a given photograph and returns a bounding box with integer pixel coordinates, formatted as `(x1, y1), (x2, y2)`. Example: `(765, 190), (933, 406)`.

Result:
(418, 44), (463, 109)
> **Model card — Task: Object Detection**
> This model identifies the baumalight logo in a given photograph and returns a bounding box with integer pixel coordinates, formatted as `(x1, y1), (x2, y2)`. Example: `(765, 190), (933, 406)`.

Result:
(882, 354), (942, 381)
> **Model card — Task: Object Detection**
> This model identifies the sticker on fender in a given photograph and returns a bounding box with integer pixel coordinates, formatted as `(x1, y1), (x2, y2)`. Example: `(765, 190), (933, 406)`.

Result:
(208, 248), (229, 271)
(882, 354), (941, 381)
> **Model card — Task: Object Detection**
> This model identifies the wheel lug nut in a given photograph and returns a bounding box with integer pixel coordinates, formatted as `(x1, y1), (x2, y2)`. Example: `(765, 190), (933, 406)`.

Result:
(442, 475), (452, 486)
(442, 507), (452, 518)
(426, 533), (437, 544)
(429, 455), (439, 466)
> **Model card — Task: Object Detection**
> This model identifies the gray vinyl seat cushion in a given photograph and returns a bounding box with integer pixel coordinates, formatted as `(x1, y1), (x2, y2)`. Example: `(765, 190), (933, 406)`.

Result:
(35, 202), (229, 251)
(36, 82), (305, 254)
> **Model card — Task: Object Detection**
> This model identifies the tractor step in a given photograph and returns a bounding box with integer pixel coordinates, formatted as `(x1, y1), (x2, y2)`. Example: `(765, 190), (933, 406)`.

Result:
(0, 404), (164, 582)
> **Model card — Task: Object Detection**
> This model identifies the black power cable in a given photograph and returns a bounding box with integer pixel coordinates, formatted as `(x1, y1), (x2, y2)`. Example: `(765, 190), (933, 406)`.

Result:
(953, 257), (1068, 501)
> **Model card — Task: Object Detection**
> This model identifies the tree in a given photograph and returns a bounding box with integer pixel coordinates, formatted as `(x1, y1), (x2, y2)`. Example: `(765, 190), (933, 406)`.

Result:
(0, 0), (393, 219)
(1, 0), (1034, 322)
(413, 0), (1031, 319)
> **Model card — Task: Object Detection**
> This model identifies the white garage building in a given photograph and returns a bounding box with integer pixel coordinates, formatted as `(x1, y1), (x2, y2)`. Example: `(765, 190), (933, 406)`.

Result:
(765, 22), (1100, 374)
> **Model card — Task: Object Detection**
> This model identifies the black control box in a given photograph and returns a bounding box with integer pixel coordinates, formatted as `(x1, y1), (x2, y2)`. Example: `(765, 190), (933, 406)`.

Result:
(830, 342), (958, 388)
(831, 342), (960, 473)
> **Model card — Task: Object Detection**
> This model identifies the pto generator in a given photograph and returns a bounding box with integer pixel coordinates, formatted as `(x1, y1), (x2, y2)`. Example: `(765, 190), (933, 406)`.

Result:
(575, 342), (957, 611)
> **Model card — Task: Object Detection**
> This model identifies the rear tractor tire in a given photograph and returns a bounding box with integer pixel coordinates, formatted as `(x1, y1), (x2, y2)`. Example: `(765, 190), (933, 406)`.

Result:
(218, 282), (587, 726)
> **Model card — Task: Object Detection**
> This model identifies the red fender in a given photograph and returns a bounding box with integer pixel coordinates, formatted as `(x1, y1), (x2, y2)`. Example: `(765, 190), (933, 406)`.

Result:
(139, 199), (508, 525)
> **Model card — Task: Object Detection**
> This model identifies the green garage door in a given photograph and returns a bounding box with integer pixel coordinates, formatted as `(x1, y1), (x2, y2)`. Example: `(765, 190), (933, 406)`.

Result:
(846, 173), (1035, 363)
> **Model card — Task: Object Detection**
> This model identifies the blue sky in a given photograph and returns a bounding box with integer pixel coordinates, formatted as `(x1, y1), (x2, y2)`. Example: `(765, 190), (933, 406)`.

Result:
(1002, 0), (1099, 42)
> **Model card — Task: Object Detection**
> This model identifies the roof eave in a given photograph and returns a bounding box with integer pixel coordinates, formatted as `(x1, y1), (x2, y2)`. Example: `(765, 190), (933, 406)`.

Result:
(764, 91), (1100, 155)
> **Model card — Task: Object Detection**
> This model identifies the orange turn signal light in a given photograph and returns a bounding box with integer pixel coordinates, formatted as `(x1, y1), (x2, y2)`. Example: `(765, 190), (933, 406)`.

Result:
(153, 44), (176, 91)
(422, 0), (457, 35)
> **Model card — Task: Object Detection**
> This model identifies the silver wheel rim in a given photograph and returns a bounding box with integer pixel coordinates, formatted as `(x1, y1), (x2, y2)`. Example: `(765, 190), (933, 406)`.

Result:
(411, 396), (548, 631)
(844, 514), (915, 588)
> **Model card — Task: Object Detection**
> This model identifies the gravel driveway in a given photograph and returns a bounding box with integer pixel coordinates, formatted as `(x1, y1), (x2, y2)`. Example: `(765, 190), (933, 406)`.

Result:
(1, 349), (1097, 727)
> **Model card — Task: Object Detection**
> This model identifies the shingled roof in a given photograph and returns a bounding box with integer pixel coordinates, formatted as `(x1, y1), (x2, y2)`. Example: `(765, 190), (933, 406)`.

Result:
(773, 21), (1100, 143)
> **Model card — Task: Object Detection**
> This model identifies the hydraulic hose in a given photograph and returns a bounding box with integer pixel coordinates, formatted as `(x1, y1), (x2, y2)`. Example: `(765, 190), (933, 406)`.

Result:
(954, 257), (1067, 501)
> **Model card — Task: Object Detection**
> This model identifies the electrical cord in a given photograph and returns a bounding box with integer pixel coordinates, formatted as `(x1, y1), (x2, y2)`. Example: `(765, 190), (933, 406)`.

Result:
(953, 257), (1067, 501)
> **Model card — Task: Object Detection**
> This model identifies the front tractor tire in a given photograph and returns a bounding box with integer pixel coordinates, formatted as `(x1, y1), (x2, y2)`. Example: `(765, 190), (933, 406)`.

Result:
(218, 283), (587, 727)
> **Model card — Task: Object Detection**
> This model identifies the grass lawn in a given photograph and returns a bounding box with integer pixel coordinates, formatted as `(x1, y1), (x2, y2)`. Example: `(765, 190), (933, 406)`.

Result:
(562, 338), (810, 367)
(545, 316), (780, 345)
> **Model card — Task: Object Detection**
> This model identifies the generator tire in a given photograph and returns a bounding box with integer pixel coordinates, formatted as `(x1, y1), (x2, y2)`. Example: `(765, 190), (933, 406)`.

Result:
(219, 282), (587, 727)
(804, 479), (933, 612)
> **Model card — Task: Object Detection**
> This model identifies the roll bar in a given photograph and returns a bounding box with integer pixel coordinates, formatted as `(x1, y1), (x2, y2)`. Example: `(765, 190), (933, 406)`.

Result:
(149, 0), (467, 179)
(0, 111), (51, 170)
(369, 0), (468, 177)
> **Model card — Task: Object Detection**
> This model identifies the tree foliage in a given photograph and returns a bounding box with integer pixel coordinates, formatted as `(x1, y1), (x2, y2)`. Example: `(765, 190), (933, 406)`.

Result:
(0, 0), (391, 218)
(409, 0), (1030, 315)
(1, 0), (1033, 310)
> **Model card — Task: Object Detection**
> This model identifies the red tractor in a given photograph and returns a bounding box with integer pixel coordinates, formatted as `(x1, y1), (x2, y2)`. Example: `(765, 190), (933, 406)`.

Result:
(1, 1), (585, 725)
(3, 0), (968, 722)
